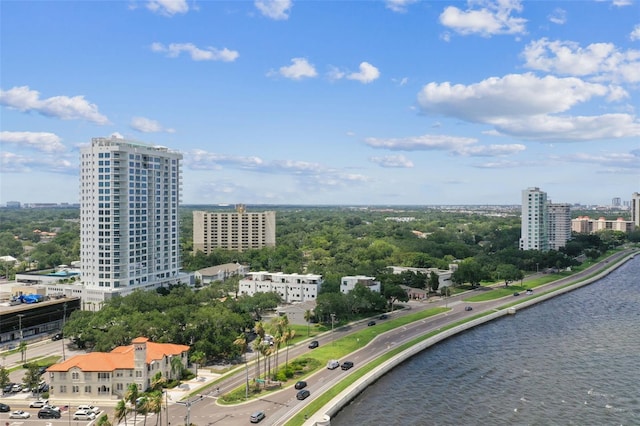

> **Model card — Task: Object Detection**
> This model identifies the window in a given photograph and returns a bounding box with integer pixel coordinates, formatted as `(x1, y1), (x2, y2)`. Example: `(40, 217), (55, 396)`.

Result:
(85, 386), (92, 393)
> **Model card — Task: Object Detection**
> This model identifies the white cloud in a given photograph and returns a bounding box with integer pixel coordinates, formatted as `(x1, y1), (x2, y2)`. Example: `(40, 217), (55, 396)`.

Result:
(493, 113), (640, 142)
(547, 8), (566, 25)
(417, 73), (639, 142)
(385, 0), (418, 13)
(0, 150), (75, 174)
(365, 134), (526, 157)
(185, 149), (371, 193)
(255, 0), (292, 20)
(454, 143), (526, 156)
(630, 24), (640, 41)
(369, 155), (414, 168)
(0, 86), (109, 125)
(566, 150), (640, 169)
(439, 0), (527, 37)
(522, 38), (640, 83)
(151, 42), (239, 62)
(0, 131), (65, 152)
(273, 58), (318, 80)
(612, 0), (633, 6)
(188, 149), (265, 170)
(347, 62), (381, 84)
(130, 117), (175, 133)
(146, 0), (189, 16)
(365, 134), (477, 151)
(418, 73), (611, 122)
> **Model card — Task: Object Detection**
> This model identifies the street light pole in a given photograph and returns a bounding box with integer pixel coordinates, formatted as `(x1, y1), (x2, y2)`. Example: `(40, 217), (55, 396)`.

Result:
(330, 313), (336, 346)
(17, 314), (25, 362)
(176, 395), (203, 426)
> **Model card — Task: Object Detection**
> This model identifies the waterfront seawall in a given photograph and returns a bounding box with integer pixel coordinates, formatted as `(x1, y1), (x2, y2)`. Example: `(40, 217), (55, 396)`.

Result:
(305, 250), (639, 426)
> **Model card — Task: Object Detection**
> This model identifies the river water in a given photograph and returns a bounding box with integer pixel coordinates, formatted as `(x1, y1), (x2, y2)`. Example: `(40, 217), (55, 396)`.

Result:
(331, 255), (640, 426)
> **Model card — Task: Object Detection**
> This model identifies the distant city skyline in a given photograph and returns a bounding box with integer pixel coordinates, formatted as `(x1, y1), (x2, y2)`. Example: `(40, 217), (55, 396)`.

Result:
(1, 1), (639, 205)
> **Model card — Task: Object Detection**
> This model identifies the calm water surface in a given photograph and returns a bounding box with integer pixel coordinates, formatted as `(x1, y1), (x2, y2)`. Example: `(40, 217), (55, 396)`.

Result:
(332, 256), (640, 426)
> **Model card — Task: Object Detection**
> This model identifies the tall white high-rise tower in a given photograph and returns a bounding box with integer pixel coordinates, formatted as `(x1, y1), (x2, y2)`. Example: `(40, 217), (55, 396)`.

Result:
(519, 187), (549, 251)
(632, 192), (640, 227)
(80, 137), (183, 300)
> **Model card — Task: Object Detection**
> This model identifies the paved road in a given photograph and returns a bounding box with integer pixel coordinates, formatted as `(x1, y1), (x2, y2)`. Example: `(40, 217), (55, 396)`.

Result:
(1, 250), (634, 426)
(169, 249), (635, 426)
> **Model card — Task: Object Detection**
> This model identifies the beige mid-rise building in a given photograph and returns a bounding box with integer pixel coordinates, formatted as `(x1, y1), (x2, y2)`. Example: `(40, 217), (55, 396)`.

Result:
(193, 208), (275, 252)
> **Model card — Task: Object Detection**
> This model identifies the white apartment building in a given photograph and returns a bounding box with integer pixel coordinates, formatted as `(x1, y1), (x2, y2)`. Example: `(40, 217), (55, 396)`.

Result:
(340, 275), (381, 294)
(547, 203), (571, 250)
(520, 187), (548, 251)
(193, 209), (276, 252)
(632, 192), (640, 227)
(238, 272), (322, 303)
(79, 137), (184, 303)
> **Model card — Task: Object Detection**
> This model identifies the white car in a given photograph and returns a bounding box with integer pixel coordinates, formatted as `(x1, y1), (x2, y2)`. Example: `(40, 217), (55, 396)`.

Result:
(29, 400), (49, 408)
(77, 404), (101, 414)
(73, 410), (96, 421)
(43, 405), (61, 412)
(10, 410), (31, 419)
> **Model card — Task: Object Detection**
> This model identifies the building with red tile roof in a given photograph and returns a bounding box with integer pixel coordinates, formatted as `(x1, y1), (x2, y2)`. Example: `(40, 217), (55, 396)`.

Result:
(47, 337), (189, 400)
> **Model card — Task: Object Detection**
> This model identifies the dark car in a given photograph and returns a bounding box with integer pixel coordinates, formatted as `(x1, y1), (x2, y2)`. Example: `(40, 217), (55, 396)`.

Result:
(38, 409), (62, 419)
(308, 340), (319, 349)
(0, 403), (10, 412)
(3, 383), (15, 393)
(513, 292), (520, 296)
(294, 381), (307, 390)
(465, 306), (473, 311)
(379, 314), (388, 320)
(341, 361), (354, 370)
(296, 389), (311, 400)
(52, 333), (63, 341)
(367, 321), (376, 326)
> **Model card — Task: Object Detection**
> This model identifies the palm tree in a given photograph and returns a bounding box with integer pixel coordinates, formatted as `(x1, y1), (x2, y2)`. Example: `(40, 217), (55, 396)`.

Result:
(284, 328), (295, 372)
(190, 350), (206, 377)
(125, 383), (139, 424)
(170, 356), (183, 381)
(150, 372), (166, 392)
(96, 413), (112, 426)
(114, 399), (128, 426)
(252, 336), (262, 381)
(304, 309), (313, 336)
(147, 392), (163, 426)
(233, 334), (249, 399)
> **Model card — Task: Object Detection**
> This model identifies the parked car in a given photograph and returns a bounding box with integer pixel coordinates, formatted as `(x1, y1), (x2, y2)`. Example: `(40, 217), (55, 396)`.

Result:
(2, 383), (14, 393)
(38, 366), (48, 375)
(11, 384), (22, 392)
(78, 404), (101, 414)
(29, 400), (49, 408)
(465, 306), (473, 311)
(367, 321), (376, 326)
(379, 314), (388, 320)
(294, 381), (307, 390)
(9, 410), (30, 419)
(38, 408), (62, 419)
(326, 359), (340, 370)
(296, 389), (311, 400)
(308, 340), (319, 349)
(341, 361), (354, 370)
(73, 410), (96, 421)
(250, 410), (265, 423)
(0, 403), (10, 412)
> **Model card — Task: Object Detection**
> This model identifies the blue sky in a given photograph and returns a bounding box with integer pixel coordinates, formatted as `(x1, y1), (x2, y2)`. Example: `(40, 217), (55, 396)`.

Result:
(1, 0), (639, 206)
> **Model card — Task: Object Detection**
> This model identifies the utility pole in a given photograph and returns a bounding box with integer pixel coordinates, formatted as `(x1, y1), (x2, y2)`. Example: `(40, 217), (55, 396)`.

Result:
(175, 395), (204, 426)
(330, 313), (336, 346)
